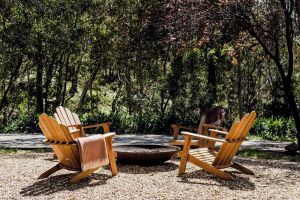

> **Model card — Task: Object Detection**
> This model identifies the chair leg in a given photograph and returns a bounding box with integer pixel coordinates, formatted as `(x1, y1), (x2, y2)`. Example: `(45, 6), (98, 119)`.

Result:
(189, 155), (233, 180)
(105, 137), (118, 176)
(70, 168), (98, 183)
(178, 135), (192, 175)
(231, 161), (254, 175)
(38, 163), (62, 179)
(178, 154), (188, 175)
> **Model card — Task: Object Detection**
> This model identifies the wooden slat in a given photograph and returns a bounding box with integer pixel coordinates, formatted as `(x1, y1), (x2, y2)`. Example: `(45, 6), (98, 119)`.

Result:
(48, 116), (77, 168)
(187, 155), (233, 180)
(189, 152), (216, 159)
(40, 115), (60, 141)
(55, 106), (67, 125)
(57, 106), (73, 129)
(230, 113), (249, 140)
(190, 152), (215, 159)
(214, 112), (257, 167)
(59, 124), (75, 142)
(72, 113), (81, 124)
(54, 113), (62, 124)
(194, 157), (215, 164)
(48, 116), (69, 142)
(226, 112), (257, 162)
(59, 125), (80, 168)
(189, 148), (215, 153)
(64, 107), (77, 127)
(38, 121), (51, 141)
(213, 121), (240, 166)
(39, 114), (79, 169)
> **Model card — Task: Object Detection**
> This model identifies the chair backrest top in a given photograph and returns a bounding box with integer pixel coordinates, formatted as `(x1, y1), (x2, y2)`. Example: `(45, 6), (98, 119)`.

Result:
(225, 111), (256, 141)
(54, 106), (81, 129)
(39, 114), (74, 142)
(213, 111), (256, 167)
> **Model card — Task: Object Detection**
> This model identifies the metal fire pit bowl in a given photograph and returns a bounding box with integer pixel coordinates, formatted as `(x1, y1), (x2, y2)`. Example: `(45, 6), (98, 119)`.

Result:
(113, 144), (180, 166)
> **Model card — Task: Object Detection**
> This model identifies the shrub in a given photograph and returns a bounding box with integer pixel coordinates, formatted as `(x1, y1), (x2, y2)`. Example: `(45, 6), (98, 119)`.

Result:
(1, 110), (297, 142)
(80, 111), (172, 135)
(2, 112), (39, 133)
(251, 117), (297, 141)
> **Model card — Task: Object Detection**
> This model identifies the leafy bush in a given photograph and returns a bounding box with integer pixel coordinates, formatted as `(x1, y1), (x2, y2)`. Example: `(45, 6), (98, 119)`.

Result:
(80, 111), (173, 135)
(1, 112), (39, 133)
(1, 110), (297, 143)
(251, 117), (297, 141)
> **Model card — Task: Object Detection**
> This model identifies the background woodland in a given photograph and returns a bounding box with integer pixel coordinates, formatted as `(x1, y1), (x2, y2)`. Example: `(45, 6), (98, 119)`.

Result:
(1, 0), (300, 144)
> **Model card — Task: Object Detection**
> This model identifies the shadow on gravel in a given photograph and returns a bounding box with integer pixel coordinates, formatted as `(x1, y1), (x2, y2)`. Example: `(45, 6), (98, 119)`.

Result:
(20, 173), (112, 197)
(112, 162), (178, 174)
(177, 170), (256, 191)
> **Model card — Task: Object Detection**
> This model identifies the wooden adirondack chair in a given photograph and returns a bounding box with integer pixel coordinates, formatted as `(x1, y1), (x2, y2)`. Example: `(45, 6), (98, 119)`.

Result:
(178, 111), (256, 180)
(54, 106), (112, 138)
(38, 114), (118, 183)
(170, 115), (225, 149)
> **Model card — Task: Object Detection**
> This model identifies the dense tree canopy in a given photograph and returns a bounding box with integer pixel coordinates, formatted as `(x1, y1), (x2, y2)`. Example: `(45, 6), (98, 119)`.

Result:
(0, 0), (299, 144)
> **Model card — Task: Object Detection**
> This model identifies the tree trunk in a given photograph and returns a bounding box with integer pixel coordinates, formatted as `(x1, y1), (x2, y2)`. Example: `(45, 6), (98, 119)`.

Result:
(237, 61), (244, 118)
(207, 55), (216, 106)
(125, 67), (132, 114)
(36, 63), (44, 114)
(44, 58), (56, 113)
(296, 0), (300, 31)
(0, 57), (22, 112)
(55, 62), (64, 107)
(112, 81), (122, 113)
(282, 77), (300, 147)
(77, 67), (99, 113)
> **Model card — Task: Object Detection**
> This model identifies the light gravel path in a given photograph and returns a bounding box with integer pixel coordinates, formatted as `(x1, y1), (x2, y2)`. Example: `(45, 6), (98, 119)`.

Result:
(0, 152), (299, 199)
(0, 133), (292, 151)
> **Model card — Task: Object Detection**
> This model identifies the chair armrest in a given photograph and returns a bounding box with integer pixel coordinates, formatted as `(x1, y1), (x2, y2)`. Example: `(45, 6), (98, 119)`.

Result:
(67, 124), (81, 127)
(171, 124), (197, 131)
(170, 124), (197, 140)
(208, 129), (229, 135)
(181, 131), (228, 143)
(83, 122), (112, 129)
(70, 129), (81, 134)
(182, 131), (244, 143)
(202, 124), (224, 130)
(102, 132), (116, 138)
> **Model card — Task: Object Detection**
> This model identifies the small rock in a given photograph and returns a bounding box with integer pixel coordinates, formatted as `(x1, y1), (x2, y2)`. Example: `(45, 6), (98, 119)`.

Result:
(285, 143), (299, 153)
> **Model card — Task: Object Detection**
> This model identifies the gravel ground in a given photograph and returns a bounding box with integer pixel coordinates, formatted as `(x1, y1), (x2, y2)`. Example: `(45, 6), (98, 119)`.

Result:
(0, 153), (300, 200)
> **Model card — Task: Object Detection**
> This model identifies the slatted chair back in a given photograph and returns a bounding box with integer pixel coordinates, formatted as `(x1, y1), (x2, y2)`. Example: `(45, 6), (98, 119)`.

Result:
(54, 106), (84, 138)
(39, 114), (81, 170)
(212, 111), (256, 168)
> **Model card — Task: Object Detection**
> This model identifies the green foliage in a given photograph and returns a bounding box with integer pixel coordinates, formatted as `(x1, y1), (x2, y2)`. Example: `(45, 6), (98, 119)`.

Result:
(80, 111), (174, 135)
(0, 109), (297, 143)
(0, 0), (299, 145)
(0, 148), (52, 154)
(0, 148), (19, 154)
(251, 117), (297, 142)
(1, 112), (39, 133)
(238, 149), (300, 162)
